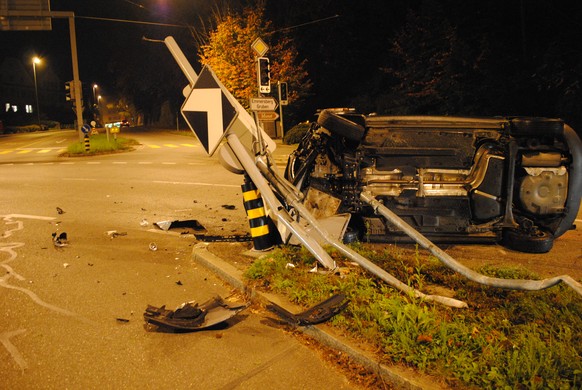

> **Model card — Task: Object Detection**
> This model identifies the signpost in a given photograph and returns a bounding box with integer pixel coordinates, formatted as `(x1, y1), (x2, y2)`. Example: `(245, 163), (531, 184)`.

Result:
(0, 0), (51, 31)
(250, 97), (278, 112)
(257, 111), (279, 121)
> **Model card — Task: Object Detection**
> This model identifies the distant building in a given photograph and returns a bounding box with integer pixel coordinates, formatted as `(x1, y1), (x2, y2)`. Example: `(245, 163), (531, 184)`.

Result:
(0, 57), (64, 124)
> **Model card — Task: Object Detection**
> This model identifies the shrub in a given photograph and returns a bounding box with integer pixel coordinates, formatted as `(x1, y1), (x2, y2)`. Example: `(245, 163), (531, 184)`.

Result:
(283, 122), (311, 144)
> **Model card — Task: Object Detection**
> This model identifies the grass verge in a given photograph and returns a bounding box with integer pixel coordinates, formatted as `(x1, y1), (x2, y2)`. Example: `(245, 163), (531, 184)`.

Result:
(244, 244), (582, 389)
(64, 134), (139, 156)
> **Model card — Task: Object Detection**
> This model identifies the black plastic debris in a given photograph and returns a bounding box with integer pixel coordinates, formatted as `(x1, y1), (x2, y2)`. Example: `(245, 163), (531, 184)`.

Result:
(56, 207), (65, 214)
(267, 294), (349, 326)
(52, 232), (68, 247)
(221, 204), (236, 210)
(144, 295), (247, 332)
(194, 234), (252, 242)
(154, 219), (206, 233)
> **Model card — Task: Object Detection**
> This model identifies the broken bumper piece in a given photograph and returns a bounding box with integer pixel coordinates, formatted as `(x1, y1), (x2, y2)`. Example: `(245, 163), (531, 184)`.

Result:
(144, 295), (247, 331)
(267, 293), (349, 326)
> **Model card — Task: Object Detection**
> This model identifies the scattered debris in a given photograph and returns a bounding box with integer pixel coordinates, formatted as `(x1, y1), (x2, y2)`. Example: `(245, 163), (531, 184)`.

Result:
(194, 234), (252, 243)
(267, 294), (349, 326)
(56, 207), (65, 214)
(176, 280), (183, 286)
(107, 230), (127, 238)
(221, 204), (236, 210)
(144, 295), (247, 332)
(52, 232), (68, 247)
(149, 242), (158, 251)
(140, 219), (149, 227)
(116, 318), (130, 323)
(63, 263), (70, 268)
(154, 219), (206, 233)
(285, 263), (296, 269)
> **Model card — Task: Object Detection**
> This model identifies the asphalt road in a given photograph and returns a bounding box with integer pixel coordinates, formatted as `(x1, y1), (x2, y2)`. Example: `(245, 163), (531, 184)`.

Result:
(0, 129), (355, 389)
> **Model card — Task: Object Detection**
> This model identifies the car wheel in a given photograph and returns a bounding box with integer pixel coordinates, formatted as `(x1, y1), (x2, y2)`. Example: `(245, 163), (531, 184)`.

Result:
(317, 110), (365, 141)
(501, 227), (554, 253)
(510, 118), (563, 136)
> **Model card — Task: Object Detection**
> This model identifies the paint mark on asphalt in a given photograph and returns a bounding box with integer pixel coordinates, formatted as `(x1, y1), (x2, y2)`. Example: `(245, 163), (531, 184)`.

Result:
(0, 330), (28, 370)
(153, 180), (239, 188)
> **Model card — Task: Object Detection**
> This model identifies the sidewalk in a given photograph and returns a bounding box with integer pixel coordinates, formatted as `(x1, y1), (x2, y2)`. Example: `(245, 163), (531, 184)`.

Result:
(191, 243), (440, 390)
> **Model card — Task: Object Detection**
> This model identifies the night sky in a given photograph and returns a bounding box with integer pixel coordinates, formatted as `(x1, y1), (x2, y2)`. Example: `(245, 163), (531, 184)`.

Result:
(1, 0), (202, 92)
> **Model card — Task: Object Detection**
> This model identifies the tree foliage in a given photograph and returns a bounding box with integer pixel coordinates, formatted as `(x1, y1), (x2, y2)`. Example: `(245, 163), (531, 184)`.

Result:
(196, 5), (311, 112)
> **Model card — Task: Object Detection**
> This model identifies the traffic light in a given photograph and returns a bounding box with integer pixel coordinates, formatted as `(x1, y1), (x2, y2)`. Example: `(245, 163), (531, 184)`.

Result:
(279, 82), (288, 105)
(257, 57), (270, 94)
(65, 80), (74, 101)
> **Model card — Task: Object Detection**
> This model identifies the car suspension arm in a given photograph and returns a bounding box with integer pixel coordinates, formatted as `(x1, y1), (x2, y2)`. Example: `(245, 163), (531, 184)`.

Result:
(360, 191), (582, 297)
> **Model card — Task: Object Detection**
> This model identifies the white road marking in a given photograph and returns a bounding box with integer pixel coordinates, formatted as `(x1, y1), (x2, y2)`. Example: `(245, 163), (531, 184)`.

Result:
(153, 180), (239, 188)
(0, 330), (28, 370)
(62, 178), (97, 181)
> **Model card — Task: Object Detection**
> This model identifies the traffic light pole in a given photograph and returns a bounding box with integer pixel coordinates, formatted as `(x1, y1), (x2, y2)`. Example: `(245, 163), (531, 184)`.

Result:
(278, 82), (285, 139)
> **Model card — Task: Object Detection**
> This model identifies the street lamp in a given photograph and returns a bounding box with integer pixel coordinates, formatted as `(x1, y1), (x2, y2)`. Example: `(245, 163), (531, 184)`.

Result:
(93, 84), (98, 105)
(32, 56), (42, 128)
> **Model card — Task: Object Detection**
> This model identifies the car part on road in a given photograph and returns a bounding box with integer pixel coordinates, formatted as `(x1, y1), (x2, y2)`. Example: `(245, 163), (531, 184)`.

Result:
(106, 230), (127, 238)
(148, 242), (158, 251)
(52, 232), (68, 248)
(153, 219), (206, 233)
(143, 295), (248, 332)
(267, 293), (349, 326)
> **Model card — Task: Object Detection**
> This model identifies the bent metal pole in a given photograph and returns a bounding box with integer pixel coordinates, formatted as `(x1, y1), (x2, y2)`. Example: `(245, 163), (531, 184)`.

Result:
(254, 157), (468, 308)
(360, 191), (582, 297)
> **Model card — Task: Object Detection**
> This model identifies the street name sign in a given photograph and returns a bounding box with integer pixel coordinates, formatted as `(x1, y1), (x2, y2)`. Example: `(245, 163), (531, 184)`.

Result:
(181, 66), (238, 156)
(257, 111), (279, 121)
(250, 97), (278, 112)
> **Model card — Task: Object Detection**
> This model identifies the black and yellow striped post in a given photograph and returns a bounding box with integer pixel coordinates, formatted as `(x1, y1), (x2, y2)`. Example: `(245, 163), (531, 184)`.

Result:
(84, 134), (90, 152)
(242, 175), (273, 250)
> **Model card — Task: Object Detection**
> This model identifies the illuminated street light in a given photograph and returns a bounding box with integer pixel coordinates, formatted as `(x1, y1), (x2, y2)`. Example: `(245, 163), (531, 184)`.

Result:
(93, 84), (98, 105)
(32, 56), (42, 128)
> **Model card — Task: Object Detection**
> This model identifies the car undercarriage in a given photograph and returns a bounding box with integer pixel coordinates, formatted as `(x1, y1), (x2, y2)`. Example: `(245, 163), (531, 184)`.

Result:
(285, 109), (582, 253)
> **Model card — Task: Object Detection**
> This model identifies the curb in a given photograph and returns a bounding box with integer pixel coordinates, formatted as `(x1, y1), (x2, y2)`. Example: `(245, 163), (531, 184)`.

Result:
(192, 244), (427, 390)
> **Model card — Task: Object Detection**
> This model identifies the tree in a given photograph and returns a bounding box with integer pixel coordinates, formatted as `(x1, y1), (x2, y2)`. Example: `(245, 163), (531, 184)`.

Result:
(196, 4), (311, 115)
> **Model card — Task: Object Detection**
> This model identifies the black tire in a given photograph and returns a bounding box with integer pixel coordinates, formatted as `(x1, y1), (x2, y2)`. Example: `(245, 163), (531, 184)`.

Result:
(317, 109), (365, 141)
(510, 118), (563, 136)
(501, 228), (554, 253)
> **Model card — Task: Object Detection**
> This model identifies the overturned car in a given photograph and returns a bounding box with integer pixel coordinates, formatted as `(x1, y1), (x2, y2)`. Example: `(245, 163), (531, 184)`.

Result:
(285, 109), (582, 253)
